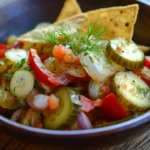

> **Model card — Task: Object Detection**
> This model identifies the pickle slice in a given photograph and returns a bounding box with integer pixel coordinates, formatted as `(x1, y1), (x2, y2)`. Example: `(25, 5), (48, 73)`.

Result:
(43, 87), (81, 129)
(111, 71), (150, 112)
(0, 80), (20, 109)
(106, 37), (145, 70)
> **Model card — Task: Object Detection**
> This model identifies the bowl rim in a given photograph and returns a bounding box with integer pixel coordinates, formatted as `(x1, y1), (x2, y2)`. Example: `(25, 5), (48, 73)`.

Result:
(0, 111), (150, 137)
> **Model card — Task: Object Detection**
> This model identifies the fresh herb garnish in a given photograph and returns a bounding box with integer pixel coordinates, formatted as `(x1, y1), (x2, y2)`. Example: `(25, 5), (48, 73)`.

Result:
(37, 21), (107, 56)
(81, 63), (88, 68)
(137, 87), (150, 98)
(4, 72), (14, 80)
(38, 32), (59, 45)
(24, 66), (31, 71)
(15, 58), (26, 69)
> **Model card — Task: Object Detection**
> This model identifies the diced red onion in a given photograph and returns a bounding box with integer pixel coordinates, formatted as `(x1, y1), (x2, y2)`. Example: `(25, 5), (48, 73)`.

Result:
(77, 112), (93, 129)
(10, 108), (23, 121)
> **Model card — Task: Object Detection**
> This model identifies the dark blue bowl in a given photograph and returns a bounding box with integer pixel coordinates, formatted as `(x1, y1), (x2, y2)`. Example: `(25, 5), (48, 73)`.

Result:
(0, 0), (150, 149)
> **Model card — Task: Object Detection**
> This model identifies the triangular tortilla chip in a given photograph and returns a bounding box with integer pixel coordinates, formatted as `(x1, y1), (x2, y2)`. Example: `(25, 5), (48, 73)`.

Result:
(56, 0), (82, 21)
(86, 4), (139, 40)
(18, 13), (87, 55)
(18, 4), (139, 55)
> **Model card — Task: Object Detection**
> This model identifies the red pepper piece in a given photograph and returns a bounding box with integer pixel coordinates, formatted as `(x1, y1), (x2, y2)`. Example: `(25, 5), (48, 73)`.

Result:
(102, 93), (128, 121)
(0, 44), (8, 58)
(28, 48), (74, 88)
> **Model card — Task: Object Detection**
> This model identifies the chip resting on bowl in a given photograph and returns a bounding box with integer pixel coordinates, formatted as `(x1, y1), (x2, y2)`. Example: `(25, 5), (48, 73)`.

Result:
(56, 0), (82, 21)
(18, 13), (87, 55)
(86, 4), (139, 40)
(17, 3), (139, 54)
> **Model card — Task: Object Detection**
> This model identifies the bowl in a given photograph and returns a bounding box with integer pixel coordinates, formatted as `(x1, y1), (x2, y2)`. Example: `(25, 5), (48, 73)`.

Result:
(0, 0), (150, 149)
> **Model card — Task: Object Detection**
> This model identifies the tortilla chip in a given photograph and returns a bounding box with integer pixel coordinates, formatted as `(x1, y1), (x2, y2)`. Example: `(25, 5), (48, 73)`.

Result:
(86, 4), (139, 40)
(54, 13), (87, 27)
(18, 4), (139, 55)
(18, 13), (87, 55)
(56, 0), (82, 21)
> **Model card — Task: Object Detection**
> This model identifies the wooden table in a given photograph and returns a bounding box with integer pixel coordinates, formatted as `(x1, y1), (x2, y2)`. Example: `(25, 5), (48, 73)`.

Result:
(0, 130), (150, 150)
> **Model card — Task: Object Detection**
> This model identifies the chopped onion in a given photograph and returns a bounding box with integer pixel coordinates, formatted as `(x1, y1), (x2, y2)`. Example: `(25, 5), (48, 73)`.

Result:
(33, 94), (49, 110)
(5, 48), (28, 62)
(80, 51), (123, 83)
(26, 90), (42, 111)
(77, 112), (93, 129)
(10, 108), (23, 121)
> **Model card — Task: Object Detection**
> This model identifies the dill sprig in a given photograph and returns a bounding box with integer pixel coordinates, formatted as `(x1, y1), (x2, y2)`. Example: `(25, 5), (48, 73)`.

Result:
(4, 72), (14, 80)
(15, 58), (26, 69)
(137, 87), (150, 98)
(37, 21), (107, 55)
(38, 32), (59, 45)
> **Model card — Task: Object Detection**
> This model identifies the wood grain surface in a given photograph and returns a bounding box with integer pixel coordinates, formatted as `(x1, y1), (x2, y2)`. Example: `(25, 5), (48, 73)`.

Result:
(0, 130), (150, 150)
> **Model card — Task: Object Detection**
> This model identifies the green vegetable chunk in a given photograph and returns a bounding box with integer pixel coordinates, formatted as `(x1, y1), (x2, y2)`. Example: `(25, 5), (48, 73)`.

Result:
(44, 86), (81, 129)
(10, 70), (34, 99)
(111, 71), (150, 112)
(106, 37), (145, 70)
(0, 80), (19, 109)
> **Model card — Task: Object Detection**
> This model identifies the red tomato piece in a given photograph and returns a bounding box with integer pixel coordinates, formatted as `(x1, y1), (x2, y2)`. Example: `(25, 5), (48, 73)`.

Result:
(28, 48), (74, 88)
(80, 95), (95, 113)
(48, 94), (59, 110)
(145, 56), (150, 69)
(0, 44), (8, 58)
(102, 93), (128, 121)
(53, 45), (80, 64)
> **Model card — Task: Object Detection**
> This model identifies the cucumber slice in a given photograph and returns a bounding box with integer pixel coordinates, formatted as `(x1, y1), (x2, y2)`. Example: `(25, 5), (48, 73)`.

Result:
(111, 71), (150, 112)
(10, 70), (34, 99)
(5, 48), (28, 62)
(106, 37), (145, 70)
(0, 80), (20, 109)
(80, 51), (124, 83)
(43, 87), (81, 129)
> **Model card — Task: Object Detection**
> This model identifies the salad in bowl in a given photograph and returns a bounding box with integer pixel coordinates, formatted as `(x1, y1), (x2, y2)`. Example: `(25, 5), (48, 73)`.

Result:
(0, 0), (150, 131)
